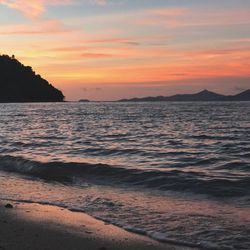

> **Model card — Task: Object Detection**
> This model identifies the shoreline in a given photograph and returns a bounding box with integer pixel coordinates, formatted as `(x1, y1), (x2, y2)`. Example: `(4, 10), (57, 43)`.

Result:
(0, 200), (199, 250)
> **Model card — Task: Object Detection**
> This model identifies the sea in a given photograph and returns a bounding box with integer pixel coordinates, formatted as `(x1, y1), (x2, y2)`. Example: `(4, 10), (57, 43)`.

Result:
(0, 102), (249, 250)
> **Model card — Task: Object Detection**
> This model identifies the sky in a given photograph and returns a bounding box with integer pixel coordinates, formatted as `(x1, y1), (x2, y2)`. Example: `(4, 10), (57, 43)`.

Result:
(0, 0), (250, 101)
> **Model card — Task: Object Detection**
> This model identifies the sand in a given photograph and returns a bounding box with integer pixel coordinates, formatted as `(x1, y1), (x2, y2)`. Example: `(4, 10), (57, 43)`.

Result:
(0, 201), (199, 250)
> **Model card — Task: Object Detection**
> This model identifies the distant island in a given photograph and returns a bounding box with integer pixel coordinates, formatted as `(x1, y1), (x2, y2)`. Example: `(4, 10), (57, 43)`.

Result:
(0, 54), (64, 102)
(117, 89), (250, 102)
(79, 99), (90, 102)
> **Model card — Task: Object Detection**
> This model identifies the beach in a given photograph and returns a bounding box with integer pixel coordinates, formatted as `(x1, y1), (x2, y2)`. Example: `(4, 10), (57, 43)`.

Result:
(0, 201), (198, 250)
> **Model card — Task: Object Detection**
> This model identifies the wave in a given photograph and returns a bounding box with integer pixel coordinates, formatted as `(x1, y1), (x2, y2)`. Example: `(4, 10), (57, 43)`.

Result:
(190, 134), (238, 141)
(0, 155), (249, 197)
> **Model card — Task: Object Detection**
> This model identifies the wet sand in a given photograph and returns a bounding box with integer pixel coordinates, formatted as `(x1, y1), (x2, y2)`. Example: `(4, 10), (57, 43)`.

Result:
(0, 201), (199, 250)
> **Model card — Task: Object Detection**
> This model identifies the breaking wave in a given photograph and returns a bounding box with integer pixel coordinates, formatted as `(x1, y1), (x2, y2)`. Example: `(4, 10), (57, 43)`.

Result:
(0, 155), (249, 198)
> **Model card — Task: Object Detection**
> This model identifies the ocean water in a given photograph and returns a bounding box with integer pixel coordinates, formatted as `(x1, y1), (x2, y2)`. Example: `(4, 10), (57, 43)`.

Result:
(0, 102), (249, 249)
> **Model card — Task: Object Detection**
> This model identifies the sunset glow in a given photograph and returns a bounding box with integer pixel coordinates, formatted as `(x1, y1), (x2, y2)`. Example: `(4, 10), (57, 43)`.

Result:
(1, 0), (249, 100)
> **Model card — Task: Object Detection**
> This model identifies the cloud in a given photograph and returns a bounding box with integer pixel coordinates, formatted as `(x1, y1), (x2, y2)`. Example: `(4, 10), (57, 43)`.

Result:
(93, 0), (107, 5)
(84, 38), (140, 46)
(151, 8), (189, 17)
(0, 0), (109, 19)
(134, 7), (250, 28)
(0, 20), (69, 35)
(0, 0), (75, 19)
(81, 52), (112, 58)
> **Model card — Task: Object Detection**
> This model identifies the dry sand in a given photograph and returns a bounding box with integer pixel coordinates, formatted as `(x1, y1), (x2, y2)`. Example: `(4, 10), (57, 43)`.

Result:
(0, 201), (199, 250)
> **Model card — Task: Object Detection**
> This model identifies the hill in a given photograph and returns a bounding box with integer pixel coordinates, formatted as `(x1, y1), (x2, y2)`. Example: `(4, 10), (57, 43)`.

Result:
(0, 54), (64, 102)
(118, 89), (250, 102)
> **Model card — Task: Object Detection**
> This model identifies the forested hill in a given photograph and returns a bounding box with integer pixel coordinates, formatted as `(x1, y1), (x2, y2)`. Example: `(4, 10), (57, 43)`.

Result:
(0, 55), (64, 102)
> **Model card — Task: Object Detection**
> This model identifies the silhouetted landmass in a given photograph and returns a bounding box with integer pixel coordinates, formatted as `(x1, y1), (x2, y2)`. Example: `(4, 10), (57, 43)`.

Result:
(0, 54), (64, 102)
(118, 89), (250, 102)
(79, 99), (90, 102)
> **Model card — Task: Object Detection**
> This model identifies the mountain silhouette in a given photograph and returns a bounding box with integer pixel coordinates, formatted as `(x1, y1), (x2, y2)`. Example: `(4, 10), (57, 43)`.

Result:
(0, 54), (64, 102)
(231, 89), (250, 101)
(79, 99), (90, 102)
(118, 89), (250, 102)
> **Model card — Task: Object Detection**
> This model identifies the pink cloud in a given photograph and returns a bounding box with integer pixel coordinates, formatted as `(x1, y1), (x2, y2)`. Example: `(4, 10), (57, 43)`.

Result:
(0, 20), (69, 35)
(134, 7), (250, 28)
(0, 0), (108, 19)
(84, 38), (140, 46)
(93, 0), (107, 5)
(81, 52), (112, 58)
(151, 8), (189, 17)
(0, 0), (75, 19)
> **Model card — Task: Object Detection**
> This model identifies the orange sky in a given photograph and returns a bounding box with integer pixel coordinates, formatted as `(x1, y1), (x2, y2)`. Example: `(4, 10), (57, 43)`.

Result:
(0, 0), (250, 100)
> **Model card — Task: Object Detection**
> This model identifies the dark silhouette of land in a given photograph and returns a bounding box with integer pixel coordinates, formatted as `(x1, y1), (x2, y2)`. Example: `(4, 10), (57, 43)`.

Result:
(0, 55), (64, 102)
(79, 99), (90, 102)
(118, 89), (250, 102)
